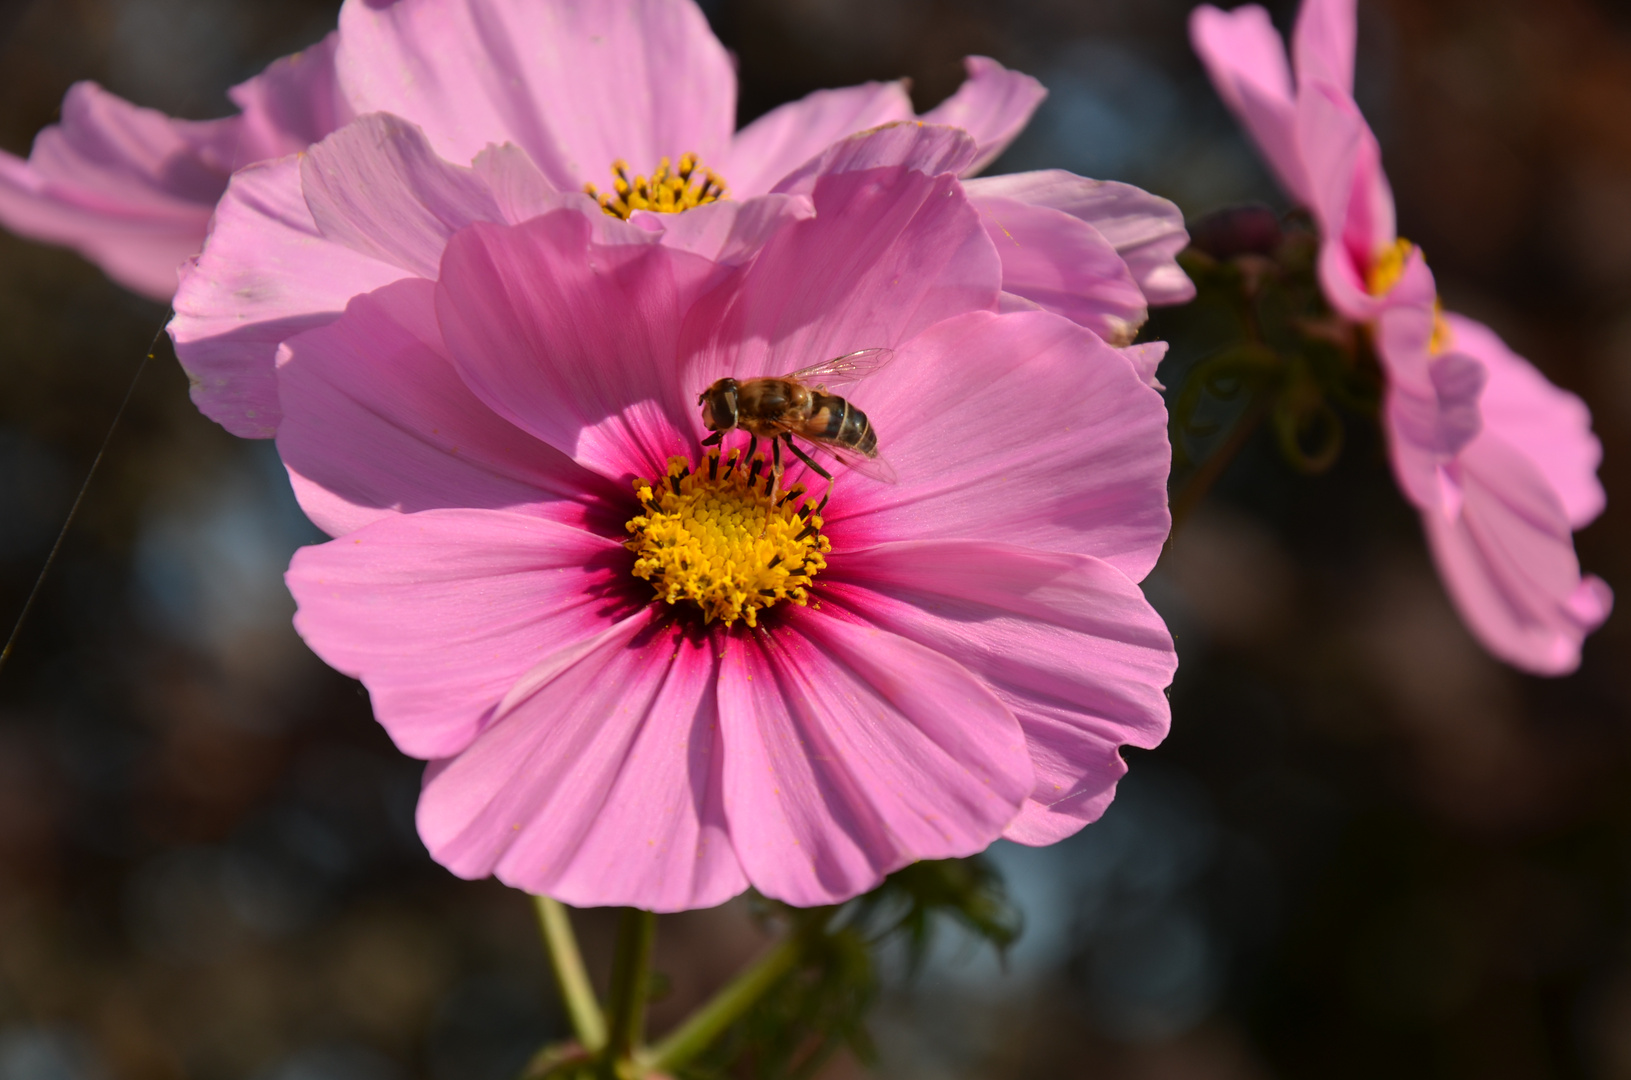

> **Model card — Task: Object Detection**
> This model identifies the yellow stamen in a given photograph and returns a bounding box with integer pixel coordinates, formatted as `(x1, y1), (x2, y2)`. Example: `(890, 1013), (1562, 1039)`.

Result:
(585, 153), (727, 220)
(1367, 237), (1414, 296)
(625, 451), (829, 628)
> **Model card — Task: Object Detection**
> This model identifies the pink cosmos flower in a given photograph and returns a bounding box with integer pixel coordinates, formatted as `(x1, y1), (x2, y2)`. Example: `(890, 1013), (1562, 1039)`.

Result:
(164, 0), (1193, 441)
(277, 133), (1177, 910)
(1191, 0), (1611, 674)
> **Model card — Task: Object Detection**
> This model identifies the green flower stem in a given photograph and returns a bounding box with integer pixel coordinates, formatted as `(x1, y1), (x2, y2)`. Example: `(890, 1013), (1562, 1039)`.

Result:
(533, 896), (607, 1054)
(643, 933), (803, 1074)
(603, 908), (658, 1073)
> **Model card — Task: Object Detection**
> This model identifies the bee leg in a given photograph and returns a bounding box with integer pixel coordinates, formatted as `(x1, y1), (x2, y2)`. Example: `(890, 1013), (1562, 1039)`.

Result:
(700, 431), (724, 448)
(784, 437), (833, 515)
(770, 436), (784, 498)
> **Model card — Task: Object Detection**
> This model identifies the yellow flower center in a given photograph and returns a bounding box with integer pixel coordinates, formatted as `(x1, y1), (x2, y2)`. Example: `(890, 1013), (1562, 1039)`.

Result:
(1366, 237), (1454, 354)
(1367, 237), (1414, 296)
(585, 153), (726, 219)
(625, 450), (829, 628)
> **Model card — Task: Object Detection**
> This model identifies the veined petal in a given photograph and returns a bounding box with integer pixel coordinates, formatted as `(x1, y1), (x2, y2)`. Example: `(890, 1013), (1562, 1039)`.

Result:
(963, 170), (1193, 306)
(687, 159), (1000, 381)
(1189, 4), (1310, 204)
(826, 310), (1172, 582)
(821, 540), (1174, 846)
(770, 122), (979, 196)
(335, 0), (734, 186)
(972, 194), (1146, 344)
(276, 277), (614, 537)
(419, 609), (748, 912)
(287, 509), (632, 761)
(301, 113), (507, 278)
(169, 156), (412, 438)
(631, 193), (817, 266)
(1441, 313), (1605, 529)
(435, 213), (705, 482)
(919, 56), (1047, 175)
(723, 81), (915, 197)
(718, 612), (1031, 906)
(1423, 435), (1612, 676)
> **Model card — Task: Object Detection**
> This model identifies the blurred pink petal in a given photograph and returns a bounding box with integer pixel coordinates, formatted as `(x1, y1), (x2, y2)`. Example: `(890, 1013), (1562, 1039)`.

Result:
(1423, 437), (1612, 676)
(822, 540), (1174, 847)
(1194, 0), (1611, 674)
(1189, 5), (1309, 204)
(1443, 313), (1605, 528)
(918, 56), (1047, 173)
(965, 169), (1194, 307)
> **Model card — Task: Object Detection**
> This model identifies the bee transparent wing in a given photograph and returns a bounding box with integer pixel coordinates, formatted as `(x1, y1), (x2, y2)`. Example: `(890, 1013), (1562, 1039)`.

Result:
(824, 443), (898, 485)
(783, 347), (896, 390)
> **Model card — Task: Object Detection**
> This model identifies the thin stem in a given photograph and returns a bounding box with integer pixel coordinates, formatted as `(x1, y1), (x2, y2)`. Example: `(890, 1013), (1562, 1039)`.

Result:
(533, 896), (606, 1053)
(645, 933), (802, 1073)
(603, 908), (657, 1072)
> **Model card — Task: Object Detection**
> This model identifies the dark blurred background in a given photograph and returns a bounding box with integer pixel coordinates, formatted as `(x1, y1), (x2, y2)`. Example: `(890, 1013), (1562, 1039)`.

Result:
(2, 0), (1629, 1077)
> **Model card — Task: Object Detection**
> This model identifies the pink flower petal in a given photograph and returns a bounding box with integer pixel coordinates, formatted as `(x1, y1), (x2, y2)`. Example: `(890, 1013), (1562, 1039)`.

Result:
(964, 170), (1194, 306)
(419, 608), (749, 912)
(1373, 255), (1485, 511)
(335, 0), (734, 185)
(687, 160), (1000, 380)
(0, 82), (237, 300)
(631, 193), (817, 266)
(1298, 81), (1396, 321)
(718, 612), (1032, 906)
(1119, 341), (1169, 390)
(770, 122), (980, 196)
(1189, 4), (1310, 204)
(227, 31), (348, 166)
(825, 310), (1171, 582)
(918, 56), (1047, 175)
(276, 278), (612, 537)
(435, 212), (703, 482)
(722, 81), (915, 197)
(301, 113), (507, 277)
(1422, 435), (1612, 676)
(1441, 313), (1605, 529)
(169, 156), (412, 438)
(1291, 0), (1357, 95)
(820, 539), (1174, 846)
(972, 194), (1147, 344)
(287, 508), (631, 761)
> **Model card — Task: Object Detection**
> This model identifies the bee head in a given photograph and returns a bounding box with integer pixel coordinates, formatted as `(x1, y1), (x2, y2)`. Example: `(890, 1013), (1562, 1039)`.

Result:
(698, 378), (739, 431)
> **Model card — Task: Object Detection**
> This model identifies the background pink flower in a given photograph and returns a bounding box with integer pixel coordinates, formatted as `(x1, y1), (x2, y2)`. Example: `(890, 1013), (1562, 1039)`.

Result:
(278, 157), (1176, 910)
(1191, 0), (1611, 674)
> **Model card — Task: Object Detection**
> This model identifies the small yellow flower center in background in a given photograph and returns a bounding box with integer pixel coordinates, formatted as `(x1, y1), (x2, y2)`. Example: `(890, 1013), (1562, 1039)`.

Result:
(625, 450), (829, 628)
(1367, 237), (1415, 296)
(586, 154), (726, 219)
(1366, 237), (1454, 354)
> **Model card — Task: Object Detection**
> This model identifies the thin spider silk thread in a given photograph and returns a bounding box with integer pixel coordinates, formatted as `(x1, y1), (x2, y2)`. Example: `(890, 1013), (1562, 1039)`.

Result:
(0, 314), (168, 675)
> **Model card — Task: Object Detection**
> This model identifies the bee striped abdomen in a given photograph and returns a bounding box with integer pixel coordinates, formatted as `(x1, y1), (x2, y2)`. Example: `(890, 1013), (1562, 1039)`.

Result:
(814, 393), (878, 456)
